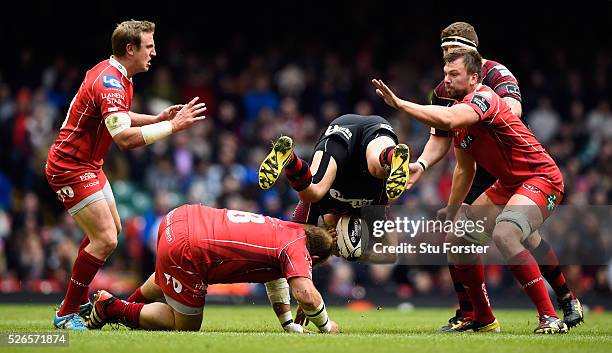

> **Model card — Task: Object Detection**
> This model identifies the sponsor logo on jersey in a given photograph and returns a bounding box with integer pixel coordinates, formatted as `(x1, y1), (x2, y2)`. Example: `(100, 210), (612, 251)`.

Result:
(329, 189), (373, 208)
(79, 172), (96, 181)
(102, 75), (123, 90)
(546, 193), (558, 211)
(522, 184), (541, 194)
(83, 180), (100, 189)
(379, 123), (394, 132)
(471, 94), (491, 115)
(506, 83), (520, 95)
(165, 208), (176, 243)
(101, 92), (126, 107)
(325, 125), (352, 140)
(459, 134), (475, 149)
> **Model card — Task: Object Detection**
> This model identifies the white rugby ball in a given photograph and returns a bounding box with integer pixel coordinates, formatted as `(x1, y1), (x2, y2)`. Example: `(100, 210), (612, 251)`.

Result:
(336, 215), (366, 261)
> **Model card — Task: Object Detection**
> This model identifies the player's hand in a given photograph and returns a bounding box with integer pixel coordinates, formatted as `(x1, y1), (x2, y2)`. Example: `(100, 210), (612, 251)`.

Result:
(294, 305), (310, 326)
(170, 97), (207, 132)
(327, 320), (340, 333)
(283, 322), (314, 334)
(436, 205), (460, 222)
(158, 104), (184, 122)
(406, 162), (424, 190)
(371, 79), (402, 110)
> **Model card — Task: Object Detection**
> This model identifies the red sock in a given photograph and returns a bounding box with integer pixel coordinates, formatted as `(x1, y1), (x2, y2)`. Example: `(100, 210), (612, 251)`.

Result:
(284, 152), (312, 191)
(508, 250), (558, 318)
(78, 237), (91, 305)
(58, 249), (104, 316)
(127, 287), (155, 304)
(291, 201), (311, 224)
(378, 146), (395, 169)
(448, 264), (474, 319)
(531, 240), (574, 300)
(105, 299), (144, 328)
(456, 257), (495, 323)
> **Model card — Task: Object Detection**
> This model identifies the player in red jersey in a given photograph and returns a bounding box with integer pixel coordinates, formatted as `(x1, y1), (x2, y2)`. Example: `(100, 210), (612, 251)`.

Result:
(372, 49), (569, 334)
(46, 20), (207, 330)
(86, 204), (340, 333)
(407, 22), (581, 332)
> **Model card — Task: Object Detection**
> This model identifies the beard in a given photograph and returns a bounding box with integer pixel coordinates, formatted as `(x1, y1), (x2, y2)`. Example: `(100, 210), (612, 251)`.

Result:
(445, 85), (468, 100)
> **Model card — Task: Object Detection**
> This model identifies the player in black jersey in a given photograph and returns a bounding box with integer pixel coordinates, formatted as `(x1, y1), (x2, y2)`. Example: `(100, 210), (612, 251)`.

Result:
(259, 114), (410, 217)
(408, 22), (582, 332)
(257, 114), (409, 329)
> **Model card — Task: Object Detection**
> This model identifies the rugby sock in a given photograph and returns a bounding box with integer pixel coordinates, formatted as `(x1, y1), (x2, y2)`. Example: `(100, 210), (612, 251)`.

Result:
(378, 146), (395, 170)
(531, 239), (574, 300)
(105, 299), (144, 328)
(284, 152), (312, 191)
(127, 287), (155, 304)
(58, 249), (104, 317)
(291, 201), (311, 224)
(448, 263), (474, 319)
(456, 257), (494, 323)
(78, 236), (91, 305)
(508, 250), (558, 318)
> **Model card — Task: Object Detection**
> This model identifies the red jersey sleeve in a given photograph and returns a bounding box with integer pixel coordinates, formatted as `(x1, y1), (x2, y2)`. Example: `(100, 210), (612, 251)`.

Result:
(93, 74), (130, 119)
(461, 88), (500, 123)
(279, 239), (312, 280)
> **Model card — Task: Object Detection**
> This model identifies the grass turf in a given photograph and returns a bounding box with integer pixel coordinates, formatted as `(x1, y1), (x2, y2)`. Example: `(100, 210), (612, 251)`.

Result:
(0, 305), (610, 353)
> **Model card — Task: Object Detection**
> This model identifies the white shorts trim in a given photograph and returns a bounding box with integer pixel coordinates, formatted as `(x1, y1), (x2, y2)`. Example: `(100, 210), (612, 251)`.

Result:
(164, 294), (203, 315)
(102, 180), (115, 204)
(67, 179), (115, 216)
(68, 191), (106, 216)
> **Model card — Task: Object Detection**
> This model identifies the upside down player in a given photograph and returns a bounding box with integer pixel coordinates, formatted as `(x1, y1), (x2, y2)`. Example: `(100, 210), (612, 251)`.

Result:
(87, 204), (340, 333)
(256, 114), (410, 327)
(373, 49), (572, 333)
(406, 22), (582, 332)
(46, 20), (207, 330)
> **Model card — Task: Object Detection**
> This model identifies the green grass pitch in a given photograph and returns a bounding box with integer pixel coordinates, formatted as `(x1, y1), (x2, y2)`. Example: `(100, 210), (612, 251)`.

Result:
(1, 305), (611, 353)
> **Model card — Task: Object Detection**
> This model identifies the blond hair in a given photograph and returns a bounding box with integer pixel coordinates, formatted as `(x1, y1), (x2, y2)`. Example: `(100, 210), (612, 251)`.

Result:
(111, 20), (155, 57)
(304, 225), (333, 265)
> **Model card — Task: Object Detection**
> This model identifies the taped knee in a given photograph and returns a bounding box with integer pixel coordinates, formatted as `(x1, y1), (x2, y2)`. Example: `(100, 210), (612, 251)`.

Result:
(495, 210), (532, 242)
(456, 207), (491, 245)
(264, 278), (290, 305)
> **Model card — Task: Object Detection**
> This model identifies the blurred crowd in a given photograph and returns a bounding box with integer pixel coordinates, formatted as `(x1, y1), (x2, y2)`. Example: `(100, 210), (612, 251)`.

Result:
(0, 30), (610, 303)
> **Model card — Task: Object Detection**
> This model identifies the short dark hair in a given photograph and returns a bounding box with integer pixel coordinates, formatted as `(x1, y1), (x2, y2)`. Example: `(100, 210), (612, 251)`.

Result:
(111, 20), (155, 57)
(443, 48), (483, 81)
(441, 22), (479, 47)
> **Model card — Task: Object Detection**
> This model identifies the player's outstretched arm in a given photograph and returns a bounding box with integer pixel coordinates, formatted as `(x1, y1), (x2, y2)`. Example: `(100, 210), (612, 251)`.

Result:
(128, 104), (184, 127)
(107, 97), (206, 150)
(288, 277), (339, 333)
(372, 79), (479, 130)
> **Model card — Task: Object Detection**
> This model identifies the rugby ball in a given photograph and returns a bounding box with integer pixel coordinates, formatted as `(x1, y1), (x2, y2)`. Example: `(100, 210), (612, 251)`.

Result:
(336, 215), (366, 261)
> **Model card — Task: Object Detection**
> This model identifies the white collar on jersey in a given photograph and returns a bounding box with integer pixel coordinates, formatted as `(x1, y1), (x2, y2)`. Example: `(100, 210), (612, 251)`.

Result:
(109, 56), (129, 79)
